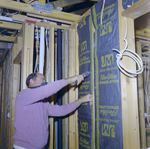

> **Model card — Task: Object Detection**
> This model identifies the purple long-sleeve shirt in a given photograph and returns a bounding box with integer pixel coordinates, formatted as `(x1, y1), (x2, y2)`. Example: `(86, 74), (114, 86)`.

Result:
(13, 79), (79, 149)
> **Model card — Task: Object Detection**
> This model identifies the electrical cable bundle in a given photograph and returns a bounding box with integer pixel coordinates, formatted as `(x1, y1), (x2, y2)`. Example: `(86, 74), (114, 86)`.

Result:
(113, 17), (143, 77)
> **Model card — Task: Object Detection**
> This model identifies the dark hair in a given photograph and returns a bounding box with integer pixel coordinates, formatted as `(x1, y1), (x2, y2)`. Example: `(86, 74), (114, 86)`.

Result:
(26, 73), (37, 87)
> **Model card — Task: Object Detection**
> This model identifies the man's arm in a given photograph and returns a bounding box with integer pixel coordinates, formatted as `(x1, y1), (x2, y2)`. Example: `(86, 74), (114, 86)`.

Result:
(64, 75), (84, 85)
(76, 94), (93, 106)
(46, 94), (93, 117)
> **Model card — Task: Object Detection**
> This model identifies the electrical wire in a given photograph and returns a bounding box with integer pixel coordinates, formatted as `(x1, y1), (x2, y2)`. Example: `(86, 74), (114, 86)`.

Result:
(101, 0), (106, 25)
(112, 17), (143, 77)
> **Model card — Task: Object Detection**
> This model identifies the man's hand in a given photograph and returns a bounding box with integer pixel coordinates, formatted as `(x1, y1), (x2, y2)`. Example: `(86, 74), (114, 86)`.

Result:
(65, 75), (84, 85)
(76, 94), (93, 106)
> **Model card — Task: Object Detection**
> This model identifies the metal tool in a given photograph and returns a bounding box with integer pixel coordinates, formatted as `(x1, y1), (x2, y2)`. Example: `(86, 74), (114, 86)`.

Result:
(71, 71), (91, 86)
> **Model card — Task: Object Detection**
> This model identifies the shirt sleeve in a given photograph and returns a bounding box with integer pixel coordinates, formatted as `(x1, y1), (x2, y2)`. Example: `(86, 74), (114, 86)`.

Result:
(45, 101), (80, 116)
(17, 79), (67, 105)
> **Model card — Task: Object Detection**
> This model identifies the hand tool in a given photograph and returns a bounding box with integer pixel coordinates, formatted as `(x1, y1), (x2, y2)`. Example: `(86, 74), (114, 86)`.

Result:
(71, 71), (91, 86)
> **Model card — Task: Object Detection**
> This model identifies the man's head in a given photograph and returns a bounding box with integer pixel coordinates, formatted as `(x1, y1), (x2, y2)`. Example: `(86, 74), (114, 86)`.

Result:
(26, 73), (46, 88)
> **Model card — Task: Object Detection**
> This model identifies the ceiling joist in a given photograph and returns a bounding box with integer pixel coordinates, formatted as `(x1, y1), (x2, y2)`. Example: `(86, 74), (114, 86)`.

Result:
(0, 35), (16, 42)
(0, 0), (80, 22)
(0, 21), (22, 30)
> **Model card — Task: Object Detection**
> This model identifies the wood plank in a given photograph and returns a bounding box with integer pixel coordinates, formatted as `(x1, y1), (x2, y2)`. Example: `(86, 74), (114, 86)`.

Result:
(118, 1), (140, 149)
(35, 22), (69, 30)
(0, 0), (80, 22)
(21, 22), (34, 90)
(0, 21), (22, 30)
(38, 0), (45, 3)
(48, 27), (55, 149)
(68, 28), (76, 149)
(13, 50), (22, 64)
(122, 0), (150, 19)
(12, 14), (38, 23)
(0, 35), (16, 42)
(27, 13), (73, 25)
(136, 41), (146, 148)
(75, 24), (79, 149)
(10, 60), (20, 148)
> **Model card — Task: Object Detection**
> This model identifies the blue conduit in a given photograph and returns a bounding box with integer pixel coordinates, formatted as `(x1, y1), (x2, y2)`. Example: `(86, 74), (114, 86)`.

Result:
(56, 22), (62, 149)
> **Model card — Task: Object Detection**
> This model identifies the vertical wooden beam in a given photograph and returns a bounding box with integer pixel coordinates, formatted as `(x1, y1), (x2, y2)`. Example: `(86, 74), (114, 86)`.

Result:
(136, 41), (146, 148)
(118, 1), (140, 149)
(21, 22), (34, 90)
(48, 27), (55, 149)
(62, 30), (69, 149)
(68, 28), (76, 149)
(75, 24), (79, 149)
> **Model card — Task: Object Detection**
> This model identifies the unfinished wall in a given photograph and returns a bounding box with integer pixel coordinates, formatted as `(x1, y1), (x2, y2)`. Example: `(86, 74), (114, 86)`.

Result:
(0, 0), (149, 149)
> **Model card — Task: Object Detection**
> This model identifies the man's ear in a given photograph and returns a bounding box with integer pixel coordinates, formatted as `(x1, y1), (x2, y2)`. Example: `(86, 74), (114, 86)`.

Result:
(29, 79), (34, 86)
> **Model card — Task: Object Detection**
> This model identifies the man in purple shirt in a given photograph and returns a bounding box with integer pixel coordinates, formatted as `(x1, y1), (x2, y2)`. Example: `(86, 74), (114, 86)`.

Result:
(13, 73), (93, 149)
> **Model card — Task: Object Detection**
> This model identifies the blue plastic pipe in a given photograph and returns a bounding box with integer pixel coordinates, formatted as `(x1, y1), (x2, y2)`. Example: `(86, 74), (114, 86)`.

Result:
(56, 22), (62, 149)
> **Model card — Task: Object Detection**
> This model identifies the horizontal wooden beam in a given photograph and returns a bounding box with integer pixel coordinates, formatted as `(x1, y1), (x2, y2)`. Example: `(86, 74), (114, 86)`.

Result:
(35, 22), (69, 30)
(0, 21), (22, 30)
(122, 0), (150, 19)
(0, 35), (16, 42)
(0, 0), (80, 22)
(27, 13), (73, 24)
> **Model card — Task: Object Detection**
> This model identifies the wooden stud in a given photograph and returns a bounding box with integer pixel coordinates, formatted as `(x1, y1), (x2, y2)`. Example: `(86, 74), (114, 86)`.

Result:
(21, 22), (34, 90)
(68, 28), (76, 149)
(75, 24), (79, 149)
(136, 41), (146, 148)
(118, 1), (140, 149)
(17, 36), (23, 54)
(48, 27), (55, 149)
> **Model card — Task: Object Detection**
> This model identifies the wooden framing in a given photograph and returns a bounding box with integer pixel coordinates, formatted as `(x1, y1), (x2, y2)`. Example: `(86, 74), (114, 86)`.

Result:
(0, 35), (16, 42)
(0, 0), (80, 22)
(0, 21), (22, 30)
(47, 27), (55, 149)
(118, 1), (140, 148)
(136, 40), (146, 148)
(0, 0), (150, 149)
(68, 28), (78, 149)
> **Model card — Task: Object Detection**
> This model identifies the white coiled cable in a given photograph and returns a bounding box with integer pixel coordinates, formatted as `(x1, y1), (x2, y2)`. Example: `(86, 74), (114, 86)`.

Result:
(113, 17), (143, 77)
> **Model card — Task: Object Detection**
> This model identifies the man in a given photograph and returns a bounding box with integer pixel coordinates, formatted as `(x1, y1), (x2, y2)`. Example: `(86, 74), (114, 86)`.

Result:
(13, 73), (93, 149)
